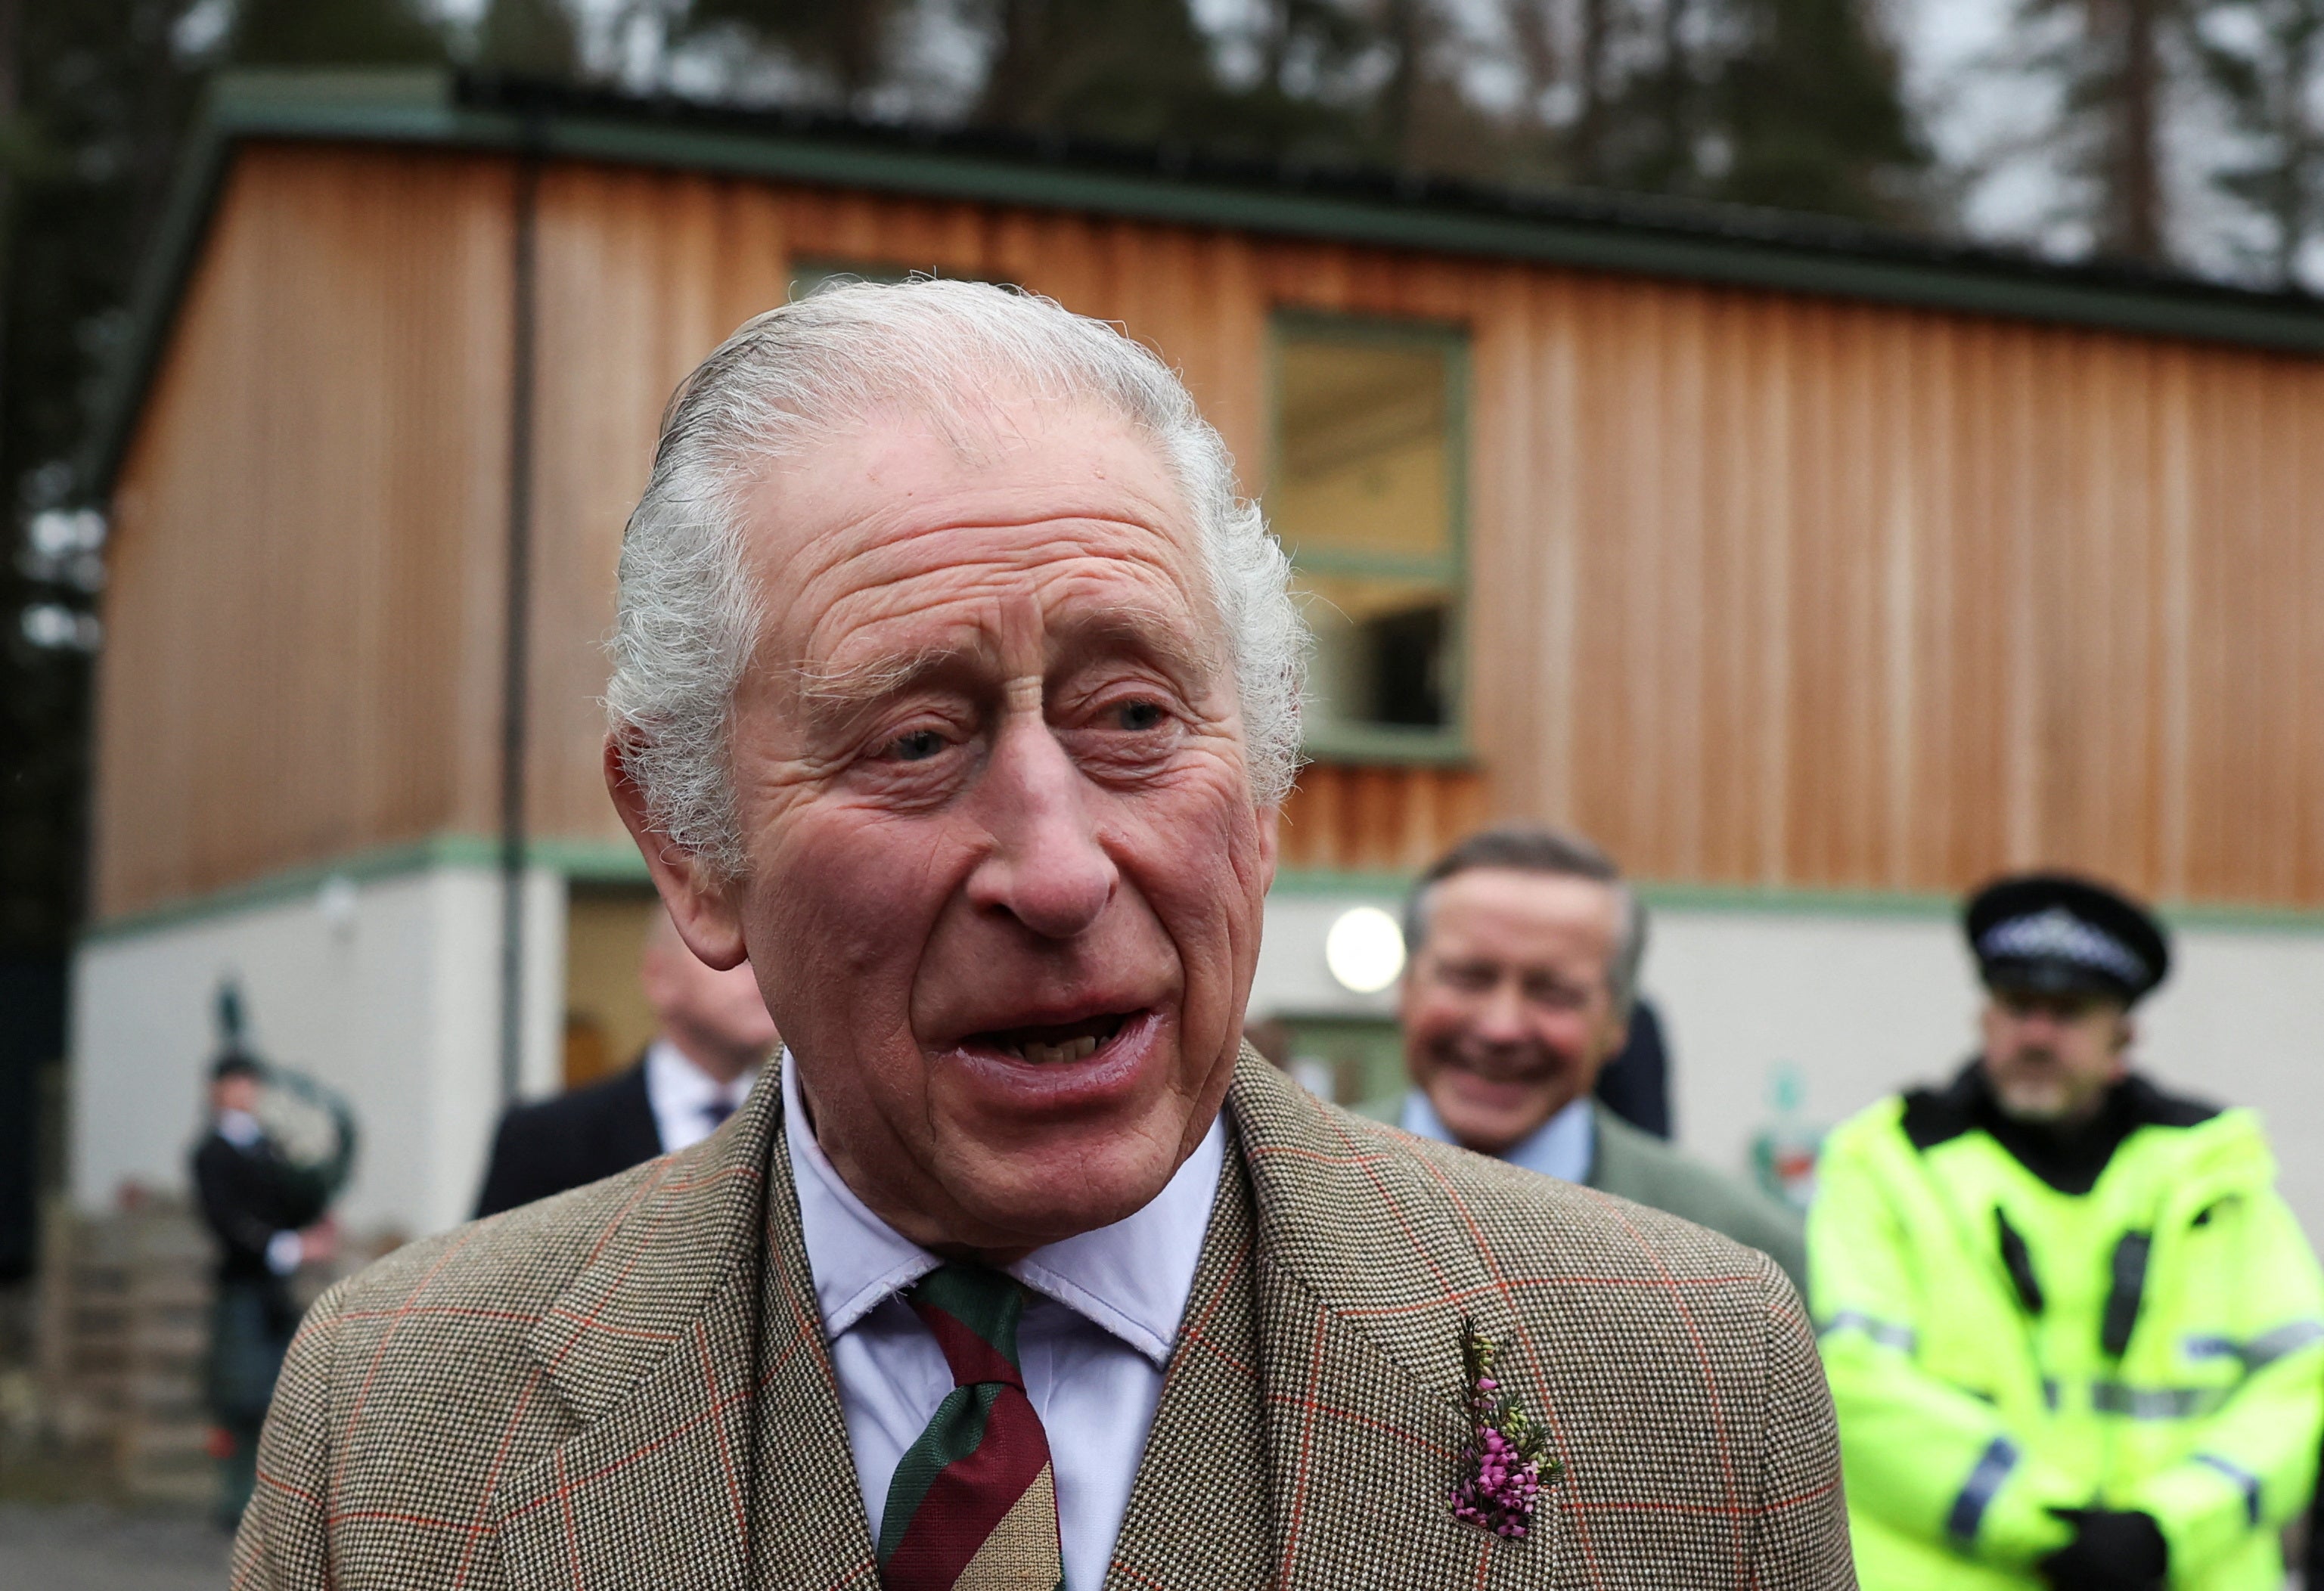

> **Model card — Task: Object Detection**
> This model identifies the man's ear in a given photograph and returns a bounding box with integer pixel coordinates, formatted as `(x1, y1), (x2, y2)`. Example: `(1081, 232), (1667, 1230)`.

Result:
(1253, 802), (1280, 892)
(604, 733), (748, 971)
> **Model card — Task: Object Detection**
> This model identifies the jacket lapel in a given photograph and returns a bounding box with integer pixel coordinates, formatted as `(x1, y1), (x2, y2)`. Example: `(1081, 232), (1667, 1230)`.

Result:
(1103, 1137), (1271, 1587)
(1233, 1058), (1565, 1590)
(739, 1105), (883, 1588)
(489, 1073), (877, 1590)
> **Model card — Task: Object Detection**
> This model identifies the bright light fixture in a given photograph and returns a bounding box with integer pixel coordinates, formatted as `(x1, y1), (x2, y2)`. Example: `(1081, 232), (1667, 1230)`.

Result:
(1325, 905), (1406, 994)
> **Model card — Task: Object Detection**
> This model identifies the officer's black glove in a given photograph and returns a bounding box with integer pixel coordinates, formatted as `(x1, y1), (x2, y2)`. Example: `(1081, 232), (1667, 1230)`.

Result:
(2038, 1509), (2167, 1591)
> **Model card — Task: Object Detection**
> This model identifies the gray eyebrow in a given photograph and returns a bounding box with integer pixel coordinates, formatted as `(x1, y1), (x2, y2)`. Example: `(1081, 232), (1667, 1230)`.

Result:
(793, 645), (977, 737)
(1042, 604), (1220, 693)
(789, 605), (1221, 739)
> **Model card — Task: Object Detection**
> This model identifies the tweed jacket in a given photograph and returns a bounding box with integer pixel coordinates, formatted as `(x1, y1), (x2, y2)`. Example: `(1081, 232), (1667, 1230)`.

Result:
(234, 1054), (1851, 1589)
(1352, 1095), (1810, 1293)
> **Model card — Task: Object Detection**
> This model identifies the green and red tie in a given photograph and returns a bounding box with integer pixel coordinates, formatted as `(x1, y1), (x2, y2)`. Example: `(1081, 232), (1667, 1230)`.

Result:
(878, 1264), (1066, 1591)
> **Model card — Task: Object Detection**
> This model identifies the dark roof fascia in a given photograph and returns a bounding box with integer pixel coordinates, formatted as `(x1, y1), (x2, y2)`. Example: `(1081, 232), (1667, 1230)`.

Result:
(78, 108), (233, 501)
(82, 67), (2324, 501)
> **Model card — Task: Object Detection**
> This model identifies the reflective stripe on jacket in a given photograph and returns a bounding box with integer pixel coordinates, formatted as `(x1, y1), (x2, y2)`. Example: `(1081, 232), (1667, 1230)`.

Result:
(1809, 1079), (2324, 1591)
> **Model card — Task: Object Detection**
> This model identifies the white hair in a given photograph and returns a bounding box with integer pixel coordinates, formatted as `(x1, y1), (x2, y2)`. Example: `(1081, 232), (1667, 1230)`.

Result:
(605, 278), (1307, 875)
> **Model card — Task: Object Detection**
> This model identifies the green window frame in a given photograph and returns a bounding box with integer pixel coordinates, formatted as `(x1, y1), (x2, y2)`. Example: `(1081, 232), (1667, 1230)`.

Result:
(1267, 310), (1471, 766)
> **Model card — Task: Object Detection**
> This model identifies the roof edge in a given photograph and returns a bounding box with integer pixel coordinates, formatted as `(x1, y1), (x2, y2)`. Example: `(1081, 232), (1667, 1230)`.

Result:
(80, 66), (2324, 502)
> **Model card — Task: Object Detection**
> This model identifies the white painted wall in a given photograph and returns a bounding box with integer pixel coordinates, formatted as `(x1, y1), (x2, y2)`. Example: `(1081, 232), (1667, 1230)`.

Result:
(1256, 889), (2324, 1248)
(1251, 889), (1404, 1023)
(76, 869), (2321, 1249)
(70, 863), (565, 1239)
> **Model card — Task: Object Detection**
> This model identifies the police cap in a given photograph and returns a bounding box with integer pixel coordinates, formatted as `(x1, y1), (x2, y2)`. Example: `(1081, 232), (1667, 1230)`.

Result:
(1964, 872), (2170, 1006)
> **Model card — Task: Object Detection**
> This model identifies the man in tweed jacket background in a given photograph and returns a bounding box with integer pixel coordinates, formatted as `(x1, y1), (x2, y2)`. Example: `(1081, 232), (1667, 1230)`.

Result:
(236, 280), (1852, 1589)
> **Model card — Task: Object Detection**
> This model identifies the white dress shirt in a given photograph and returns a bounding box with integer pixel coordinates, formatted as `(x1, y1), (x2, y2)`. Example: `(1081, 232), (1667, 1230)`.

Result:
(783, 1054), (1222, 1591)
(644, 1039), (757, 1153)
(1401, 1085), (1596, 1183)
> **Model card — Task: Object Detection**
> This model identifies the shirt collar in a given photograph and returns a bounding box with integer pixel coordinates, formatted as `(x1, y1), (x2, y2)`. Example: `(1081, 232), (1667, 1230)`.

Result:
(783, 1051), (1224, 1368)
(645, 1038), (756, 1110)
(215, 1108), (264, 1149)
(1401, 1086), (1596, 1184)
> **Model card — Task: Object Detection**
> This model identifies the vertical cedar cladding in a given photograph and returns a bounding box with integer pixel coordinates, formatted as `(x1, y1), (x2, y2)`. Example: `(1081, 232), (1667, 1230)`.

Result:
(95, 144), (514, 919)
(93, 139), (2324, 916)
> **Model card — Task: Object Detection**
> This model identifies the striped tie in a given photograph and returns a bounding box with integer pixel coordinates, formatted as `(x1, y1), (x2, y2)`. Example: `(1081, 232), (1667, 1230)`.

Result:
(879, 1264), (1065, 1590)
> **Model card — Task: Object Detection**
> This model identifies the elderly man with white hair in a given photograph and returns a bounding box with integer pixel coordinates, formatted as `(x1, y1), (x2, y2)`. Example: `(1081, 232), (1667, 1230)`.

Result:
(234, 281), (1852, 1591)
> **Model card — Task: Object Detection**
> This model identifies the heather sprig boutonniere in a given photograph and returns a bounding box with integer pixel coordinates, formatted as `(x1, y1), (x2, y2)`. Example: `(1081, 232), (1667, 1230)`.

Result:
(1449, 1317), (1562, 1540)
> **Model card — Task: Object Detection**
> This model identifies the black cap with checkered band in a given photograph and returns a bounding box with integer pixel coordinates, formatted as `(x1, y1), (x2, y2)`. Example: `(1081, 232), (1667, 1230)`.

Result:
(1965, 873), (2170, 1006)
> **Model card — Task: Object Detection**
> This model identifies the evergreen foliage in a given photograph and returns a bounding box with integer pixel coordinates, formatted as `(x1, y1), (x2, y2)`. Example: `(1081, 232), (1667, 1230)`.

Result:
(228, 0), (446, 67)
(474, 0), (582, 79)
(2192, 0), (2324, 279)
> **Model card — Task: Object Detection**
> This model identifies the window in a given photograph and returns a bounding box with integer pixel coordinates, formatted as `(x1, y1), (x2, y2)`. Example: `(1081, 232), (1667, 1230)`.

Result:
(1270, 317), (1466, 759)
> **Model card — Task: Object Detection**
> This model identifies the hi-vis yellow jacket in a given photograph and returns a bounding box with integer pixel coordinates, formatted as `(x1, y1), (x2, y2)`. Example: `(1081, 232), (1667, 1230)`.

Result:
(1810, 1068), (2323, 1590)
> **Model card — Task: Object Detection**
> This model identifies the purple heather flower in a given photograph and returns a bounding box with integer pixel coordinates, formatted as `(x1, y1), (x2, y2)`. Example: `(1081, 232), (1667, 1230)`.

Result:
(1448, 1317), (1560, 1542)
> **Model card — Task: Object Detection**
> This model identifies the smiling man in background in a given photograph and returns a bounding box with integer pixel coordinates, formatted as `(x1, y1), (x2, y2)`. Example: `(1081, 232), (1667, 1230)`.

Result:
(1812, 873), (2322, 1591)
(235, 281), (1849, 1590)
(1370, 826), (1807, 1291)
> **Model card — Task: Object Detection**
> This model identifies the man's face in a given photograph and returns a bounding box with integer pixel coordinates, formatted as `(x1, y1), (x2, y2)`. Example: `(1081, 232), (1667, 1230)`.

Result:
(1398, 868), (1630, 1156)
(618, 399), (1275, 1257)
(640, 924), (779, 1079)
(1979, 987), (2130, 1124)
(211, 1073), (259, 1117)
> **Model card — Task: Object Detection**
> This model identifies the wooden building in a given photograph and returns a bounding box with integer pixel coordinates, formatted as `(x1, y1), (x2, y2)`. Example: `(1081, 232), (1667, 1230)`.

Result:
(75, 70), (2324, 1239)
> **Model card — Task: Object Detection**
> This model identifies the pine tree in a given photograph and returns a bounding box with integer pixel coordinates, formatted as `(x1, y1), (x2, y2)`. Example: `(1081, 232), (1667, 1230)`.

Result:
(3, 0), (205, 952)
(2191, 0), (2324, 283)
(970, 0), (1224, 144)
(1497, 0), (1924, 224)
(681, 0), (904, 104)
(229, 0), (448, 67)
(2011, 0), (2189, 264)
(1711, 0), (1925, 221)
(475, 0), (581, 80)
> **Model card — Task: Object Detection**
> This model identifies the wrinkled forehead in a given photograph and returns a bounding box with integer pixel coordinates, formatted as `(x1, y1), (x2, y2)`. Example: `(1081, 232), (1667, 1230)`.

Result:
(737, 394), (1227, 680)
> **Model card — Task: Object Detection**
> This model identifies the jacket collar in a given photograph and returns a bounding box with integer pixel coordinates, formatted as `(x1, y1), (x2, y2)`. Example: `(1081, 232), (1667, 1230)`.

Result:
(489, 1056), (877, 1589)
(1904, 1060), (2236, 1196)
(783, 1050), (1223, 1363)
(486, 1051), (1543, 1589)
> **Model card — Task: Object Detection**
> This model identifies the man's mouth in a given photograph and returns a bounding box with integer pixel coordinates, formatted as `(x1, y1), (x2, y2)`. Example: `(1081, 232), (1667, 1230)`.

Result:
(971, 1012), (1133, 1065)
(1439, 1047), (1560, 1087)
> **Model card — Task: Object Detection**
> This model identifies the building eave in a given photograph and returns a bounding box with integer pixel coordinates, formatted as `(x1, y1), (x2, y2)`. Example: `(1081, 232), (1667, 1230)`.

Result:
(82, 65), (2324, 502)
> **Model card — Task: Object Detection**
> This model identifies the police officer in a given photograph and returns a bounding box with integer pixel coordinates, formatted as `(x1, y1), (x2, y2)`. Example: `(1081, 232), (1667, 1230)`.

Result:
(1810, 873), (2322, 1590)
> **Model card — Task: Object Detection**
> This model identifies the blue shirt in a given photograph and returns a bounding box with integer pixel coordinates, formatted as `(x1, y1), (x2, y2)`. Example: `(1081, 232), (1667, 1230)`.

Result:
(1401, 1086), (1596, 1184)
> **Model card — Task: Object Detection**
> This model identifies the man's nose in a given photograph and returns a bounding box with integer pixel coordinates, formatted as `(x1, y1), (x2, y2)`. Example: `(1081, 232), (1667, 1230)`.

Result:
(964, 711), (1118, 940)
(2013, 1009), (2063, 1041)
(1470, 979), (1531, 1043)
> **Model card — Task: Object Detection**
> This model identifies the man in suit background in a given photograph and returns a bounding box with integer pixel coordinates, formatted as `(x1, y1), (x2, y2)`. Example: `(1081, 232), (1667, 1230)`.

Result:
(474, 907), (777, 1215)
(192, 1051), (336, 1527)
(238, 281), (1848, 1590)
(1368, 825), (1807, 1291)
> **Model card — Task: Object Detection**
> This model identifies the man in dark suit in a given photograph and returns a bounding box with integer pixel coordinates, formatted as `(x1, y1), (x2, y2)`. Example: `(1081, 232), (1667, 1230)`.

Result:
(474, 908), (777, 1214)
(1594, 994), (1671, 1137)
(193, 1051), (335, 1527)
